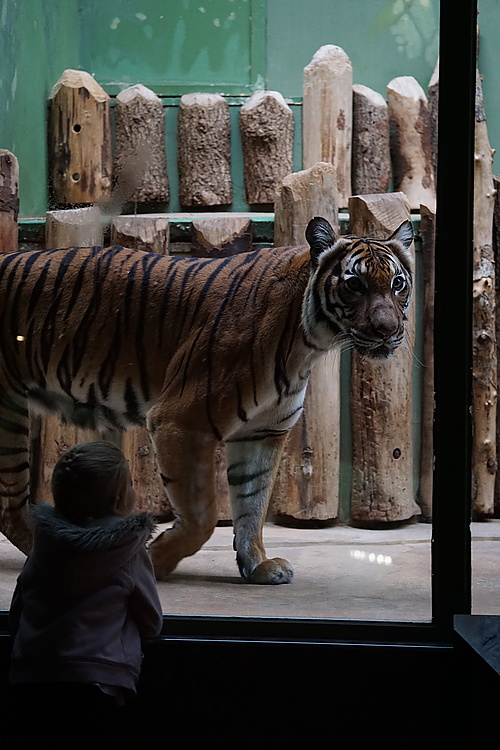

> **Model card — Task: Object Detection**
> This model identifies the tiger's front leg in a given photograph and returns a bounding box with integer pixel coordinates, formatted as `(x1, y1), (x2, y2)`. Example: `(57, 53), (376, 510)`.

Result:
(147, 415), (220, 580)
(226, 435), (293, 584)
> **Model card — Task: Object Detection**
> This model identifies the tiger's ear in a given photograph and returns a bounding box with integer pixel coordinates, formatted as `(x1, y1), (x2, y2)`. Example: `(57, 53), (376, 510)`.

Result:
(387, 220), (414, 273)
(387, 220), (413, 251)
(306, 217), (336, 267)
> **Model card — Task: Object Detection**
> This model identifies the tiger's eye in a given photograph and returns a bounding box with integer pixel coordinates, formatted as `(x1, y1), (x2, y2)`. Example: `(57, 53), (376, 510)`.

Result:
(345, 276), (363, 293)
(392, 276), (406, 292)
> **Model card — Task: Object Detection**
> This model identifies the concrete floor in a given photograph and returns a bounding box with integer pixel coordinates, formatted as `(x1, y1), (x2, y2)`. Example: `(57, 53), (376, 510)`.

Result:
(1, 520), (499, 621)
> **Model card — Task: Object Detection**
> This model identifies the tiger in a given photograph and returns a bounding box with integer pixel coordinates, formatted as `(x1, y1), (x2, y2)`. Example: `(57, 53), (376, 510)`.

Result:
(0, 216), (413, 584)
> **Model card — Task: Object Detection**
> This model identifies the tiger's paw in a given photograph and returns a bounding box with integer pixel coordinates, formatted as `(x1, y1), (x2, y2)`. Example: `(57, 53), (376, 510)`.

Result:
(149, 532), (179, 581)
(248, 557), (294, 585)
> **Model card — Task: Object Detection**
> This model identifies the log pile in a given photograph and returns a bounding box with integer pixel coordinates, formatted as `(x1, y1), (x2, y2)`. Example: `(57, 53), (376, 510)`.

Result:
(9, 45), (500, 530)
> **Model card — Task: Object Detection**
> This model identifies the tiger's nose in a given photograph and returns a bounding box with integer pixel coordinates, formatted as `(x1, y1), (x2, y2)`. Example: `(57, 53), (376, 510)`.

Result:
(369, 309), (399, 340)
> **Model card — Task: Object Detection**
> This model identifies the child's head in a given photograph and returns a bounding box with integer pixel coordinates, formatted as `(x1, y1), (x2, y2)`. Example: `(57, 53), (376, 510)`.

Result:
(51, 441), (136, 524)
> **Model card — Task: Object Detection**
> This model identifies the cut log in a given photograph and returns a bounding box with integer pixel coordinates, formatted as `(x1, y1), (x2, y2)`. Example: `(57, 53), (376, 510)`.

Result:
(46, 207), (103, 248)
(352, 84), (391, 195)
(0, 149), (19, 252)
(349, 192), (419, 524)
(274, 161), (338, 246)
(111, 215), (170, 254)
(214, 443), (232, 523)
(493, 175), (500, 516)
(270, 162), (340, 524)
(113, 84), (169, 205)
(121, 430), (173, 519)
(48, 69), (112, 206)
(188, 218), (252, 521)
(239, 90), (293, 204)
(191, 216), (252, 257)
(472, 70), (497, 517)
(110, 214), (171, 515)
(418, 203), (436, 522)
(303, 45), (352, 207)
(427, 59), (439, 182)
(177, 93), (232, 207)
(387, 76), (436, 211)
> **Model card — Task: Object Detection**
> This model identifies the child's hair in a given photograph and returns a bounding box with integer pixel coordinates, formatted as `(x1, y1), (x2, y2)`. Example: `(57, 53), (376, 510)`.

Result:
(51, 441), (129, 524)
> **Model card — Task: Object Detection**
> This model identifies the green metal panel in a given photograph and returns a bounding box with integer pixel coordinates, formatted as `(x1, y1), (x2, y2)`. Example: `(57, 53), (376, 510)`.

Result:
(266, 0), (439, 97)
(79, 0), (266, 95)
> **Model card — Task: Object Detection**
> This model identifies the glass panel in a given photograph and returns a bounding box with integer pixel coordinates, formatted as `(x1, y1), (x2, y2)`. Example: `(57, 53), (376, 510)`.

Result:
(0, 0), (444, 624)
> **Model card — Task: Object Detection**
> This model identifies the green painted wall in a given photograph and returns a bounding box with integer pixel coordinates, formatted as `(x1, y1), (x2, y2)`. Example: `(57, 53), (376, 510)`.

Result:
(0, 1), (80, 217)
(266, 0), (439, 97)
(78, 0), (266, 95)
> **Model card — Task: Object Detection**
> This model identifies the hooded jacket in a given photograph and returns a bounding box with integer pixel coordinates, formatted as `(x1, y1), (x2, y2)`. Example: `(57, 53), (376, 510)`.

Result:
(9, 503), (163, 692)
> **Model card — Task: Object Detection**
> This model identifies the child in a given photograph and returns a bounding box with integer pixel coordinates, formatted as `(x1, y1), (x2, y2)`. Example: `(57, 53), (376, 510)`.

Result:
(8, 440), (163, 740)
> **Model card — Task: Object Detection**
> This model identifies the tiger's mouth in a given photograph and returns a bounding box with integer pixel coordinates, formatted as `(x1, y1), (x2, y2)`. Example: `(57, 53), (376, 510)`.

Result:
(356, 343), (394, 360)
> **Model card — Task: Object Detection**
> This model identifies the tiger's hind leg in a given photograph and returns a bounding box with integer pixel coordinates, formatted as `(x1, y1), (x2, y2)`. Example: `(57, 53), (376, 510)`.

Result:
(226, 436), (293, 584)
(147, 415), (219, 580)
(0, 380), (33, 554)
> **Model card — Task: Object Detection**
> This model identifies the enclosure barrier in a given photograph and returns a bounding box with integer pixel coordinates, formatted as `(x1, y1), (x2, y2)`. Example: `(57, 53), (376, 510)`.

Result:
(1, 39), (498, 530)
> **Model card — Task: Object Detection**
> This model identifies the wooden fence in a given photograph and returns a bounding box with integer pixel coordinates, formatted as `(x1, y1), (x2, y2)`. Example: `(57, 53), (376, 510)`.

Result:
(0, 42), (497, 527)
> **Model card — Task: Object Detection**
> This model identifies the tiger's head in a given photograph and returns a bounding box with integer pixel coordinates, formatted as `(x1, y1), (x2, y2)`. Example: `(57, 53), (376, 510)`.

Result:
(303, 216), (414, 360)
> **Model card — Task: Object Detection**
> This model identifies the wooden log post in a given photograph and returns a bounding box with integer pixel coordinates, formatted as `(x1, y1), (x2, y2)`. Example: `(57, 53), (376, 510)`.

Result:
(33, 208), (106, 503)
(427, 60), (439, 183)
(191, 216), (252, 258)
(387, 76), (436, 211)
(177, 93), (232, 207)
(189, 215), (256, 521)
(32, 421), (112, 505)
(239, 90), (293, 205)
(472, 70), (497, 517)
(0, 149), (19, 252)
(303, 45), (352, 208)
(111, 215), (170, 254)
(48, 69), (112, 206)
(418, 203), (436, 522)
(113, 84), (169, 205)
(493, 175), (500, 516)
(349, 192), (420, 525)
(46, 207), (103, 248)
(109, 215), (173, 519)
(352, 84), (391, 195)
(270, 161), (340, 524)
(121, 430), (173, 521)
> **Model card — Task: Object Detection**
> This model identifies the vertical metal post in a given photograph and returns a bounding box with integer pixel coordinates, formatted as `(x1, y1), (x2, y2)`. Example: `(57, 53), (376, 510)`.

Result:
(432, 0), (477, 626)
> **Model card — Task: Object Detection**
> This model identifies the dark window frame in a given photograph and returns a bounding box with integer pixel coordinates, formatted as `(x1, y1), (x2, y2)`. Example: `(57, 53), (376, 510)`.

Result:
(0, 0), (476, 649)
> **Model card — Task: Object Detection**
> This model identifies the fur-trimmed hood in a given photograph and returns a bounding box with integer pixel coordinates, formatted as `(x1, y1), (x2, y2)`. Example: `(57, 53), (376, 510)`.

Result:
(30, 501), (156, 551)
(26, 502), (157, 596)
